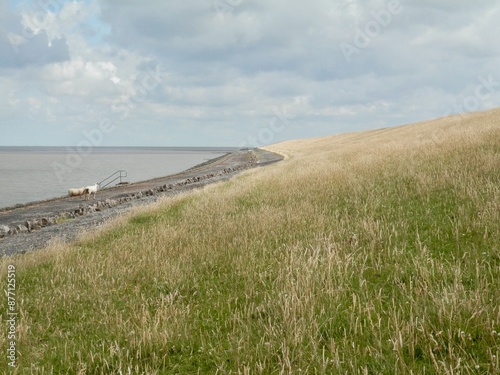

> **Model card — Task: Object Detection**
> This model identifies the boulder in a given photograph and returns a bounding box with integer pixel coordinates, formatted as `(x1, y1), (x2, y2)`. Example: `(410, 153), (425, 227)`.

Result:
(104, 198), (117, 207)
(60, 212), (74, 219)
(16, 224), (28, 233)
(0, 225), (10, 238)
(31, 223), (42, 231)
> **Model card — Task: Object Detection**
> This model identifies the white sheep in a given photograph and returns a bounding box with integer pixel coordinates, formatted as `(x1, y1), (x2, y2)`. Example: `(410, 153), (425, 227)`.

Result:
(83, 183), (99, 200)
(68, 187), (86, 198)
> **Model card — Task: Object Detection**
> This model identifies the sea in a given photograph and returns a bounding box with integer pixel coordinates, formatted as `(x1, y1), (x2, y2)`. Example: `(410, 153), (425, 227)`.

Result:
(0, 146), (237, 209)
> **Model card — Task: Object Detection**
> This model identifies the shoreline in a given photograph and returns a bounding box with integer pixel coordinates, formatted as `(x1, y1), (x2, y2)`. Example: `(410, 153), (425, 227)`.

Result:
(0, 151), (233, 213)
(0, 148), (283, 256)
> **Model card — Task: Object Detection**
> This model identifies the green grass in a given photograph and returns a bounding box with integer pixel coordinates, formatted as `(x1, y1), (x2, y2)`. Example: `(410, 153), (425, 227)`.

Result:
(1, 110), (500, 374)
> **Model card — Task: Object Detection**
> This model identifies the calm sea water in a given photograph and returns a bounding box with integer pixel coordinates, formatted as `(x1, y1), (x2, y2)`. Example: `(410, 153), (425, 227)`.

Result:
(0, 147), (236, 209)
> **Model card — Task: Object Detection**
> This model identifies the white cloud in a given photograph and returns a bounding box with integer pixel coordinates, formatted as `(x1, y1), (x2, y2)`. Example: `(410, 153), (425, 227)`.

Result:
(1, 0), (500, 146)
(19, 0), (101, 47)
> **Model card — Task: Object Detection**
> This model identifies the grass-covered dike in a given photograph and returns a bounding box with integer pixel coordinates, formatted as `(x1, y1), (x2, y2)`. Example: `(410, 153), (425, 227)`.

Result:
(1, 109), (499, 374)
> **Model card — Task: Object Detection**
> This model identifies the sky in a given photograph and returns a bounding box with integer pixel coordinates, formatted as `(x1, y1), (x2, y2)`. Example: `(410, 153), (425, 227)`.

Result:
(1, 0), (499, 147)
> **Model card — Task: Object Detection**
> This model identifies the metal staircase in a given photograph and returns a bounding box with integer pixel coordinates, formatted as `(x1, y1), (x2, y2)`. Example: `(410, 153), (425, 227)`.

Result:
(99, 170), (128, 189)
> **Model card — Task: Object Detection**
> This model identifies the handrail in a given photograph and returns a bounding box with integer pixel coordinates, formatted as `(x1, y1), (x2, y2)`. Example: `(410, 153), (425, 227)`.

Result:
(99, 170), (128, 189)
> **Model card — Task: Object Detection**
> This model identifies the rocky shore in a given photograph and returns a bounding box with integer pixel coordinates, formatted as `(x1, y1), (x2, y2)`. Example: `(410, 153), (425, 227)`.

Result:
(0, 148), (282, 256)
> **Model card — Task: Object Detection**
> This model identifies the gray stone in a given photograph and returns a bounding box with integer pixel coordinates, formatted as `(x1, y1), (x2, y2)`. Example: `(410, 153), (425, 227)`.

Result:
(0, 225), (10, 238)
(16, 224), (28, 233)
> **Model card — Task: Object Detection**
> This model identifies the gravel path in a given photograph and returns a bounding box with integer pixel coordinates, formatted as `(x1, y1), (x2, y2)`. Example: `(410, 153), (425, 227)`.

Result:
(0, 148), (282, 257)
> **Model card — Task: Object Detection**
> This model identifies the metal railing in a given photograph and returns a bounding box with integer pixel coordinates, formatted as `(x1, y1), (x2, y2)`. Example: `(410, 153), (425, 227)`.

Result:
(99, 170), (128, 189)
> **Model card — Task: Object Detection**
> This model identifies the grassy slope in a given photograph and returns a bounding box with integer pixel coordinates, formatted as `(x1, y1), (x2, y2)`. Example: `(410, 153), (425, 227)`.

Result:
(1, 109), (499, 374)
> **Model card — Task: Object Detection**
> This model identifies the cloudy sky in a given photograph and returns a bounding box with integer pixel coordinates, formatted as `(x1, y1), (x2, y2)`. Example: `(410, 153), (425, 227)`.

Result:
(1, 0), (499, 147)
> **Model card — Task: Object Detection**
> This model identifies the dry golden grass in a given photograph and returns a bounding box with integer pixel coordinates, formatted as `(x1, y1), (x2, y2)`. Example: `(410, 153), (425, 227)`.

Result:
(1, 109), (499, 374)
